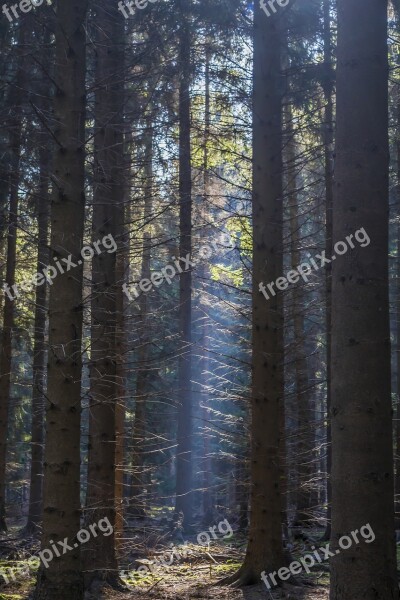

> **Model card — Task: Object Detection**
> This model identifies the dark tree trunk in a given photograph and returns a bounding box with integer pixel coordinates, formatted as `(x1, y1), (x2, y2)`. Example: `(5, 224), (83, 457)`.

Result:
(0, 21), (26, 533)
(200, 41), (213, 521)
(129, 111), (153, 520)
(115, 204), (129, 547)
(33, 0), (87, 596)
(26, 24), (52, 535)
(286, 106), (313, 528)
(222, 5), (285, 586)
(396, 221), (400, 530)
(84, 0), (124, 588)
(175, 6), (194, 528)
(322, 0), (334, 542)
(26, 120), (50, 535)
(330, 1), (399, 598)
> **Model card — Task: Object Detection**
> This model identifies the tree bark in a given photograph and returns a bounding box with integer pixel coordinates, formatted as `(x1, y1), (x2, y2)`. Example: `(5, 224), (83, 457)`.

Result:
(33, 0), (87, 596)
(26, 118), (51, 535)
(114, 194), (129, 548)
(129, 111), (153, 520)
(222, 4), (285, 586)
(0, 21), (26, 533)
(330, 1), (399, 598)
(396, 220), (400, 530)
(286, 106), (313, 528)
(175, 5), (194, 527)
(322, 0), (334, 542)
(84, 0), (124, 588)
(0, 145), (8, 326)
(200, 40), (213, 522)
(26, 23), (52, 535)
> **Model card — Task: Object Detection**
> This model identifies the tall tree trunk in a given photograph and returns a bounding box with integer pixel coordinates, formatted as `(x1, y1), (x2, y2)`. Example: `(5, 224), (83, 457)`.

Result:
(0, 137), (18, 535)
(395, 1), (400, 533)
(33, 0), (87, 596)
(0, 148), (8, 325)
(175, 6), (194, 527)
(116, 129), (133, 537)
(330, 1), (398, 598)
(223, 4), (285, 586)
(0, 21), (26, 533)
(322, 0), (334, 541)
(129, 112), (153, 519)
(396, 220), (400, 530)
(84, 0), (124, 588)
(26, 24), (52, 534)
(200, 40), (213, 522)
(286, 106), (313, 528)
(115, 202), (129, 548)
(0, 1), (10, 328)
(26, 118), (51, 535)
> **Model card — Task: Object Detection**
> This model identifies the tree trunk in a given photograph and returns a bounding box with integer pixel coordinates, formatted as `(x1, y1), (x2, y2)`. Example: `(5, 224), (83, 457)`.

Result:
(129, 118), (154, 518)
(223, 5), (285, 586)
(114, 201), (129, 548)
(395, 5), (400, 533)
(0, 146), (8, 326)
(26, 24), (52, 535)
(129, 112), (153, 520)
(396, 220), (400, 530)
(84, 0), (124, 588)
(322, 0), (334, 542)
(200, 40), (213, 522)
(0, 21), (26, 533)
(33, 0), (87, 596)
(26, 118), (51, 535)
(286, 106), (313, 528)
(330, 1), (398, 598)
(115, 117), (134, 545)
(175, 6), (194, 528)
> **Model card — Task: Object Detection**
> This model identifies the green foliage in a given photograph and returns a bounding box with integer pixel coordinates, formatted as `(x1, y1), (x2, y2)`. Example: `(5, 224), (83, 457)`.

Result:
(210, 263), (243, 287)
(226, 216), (252, 256)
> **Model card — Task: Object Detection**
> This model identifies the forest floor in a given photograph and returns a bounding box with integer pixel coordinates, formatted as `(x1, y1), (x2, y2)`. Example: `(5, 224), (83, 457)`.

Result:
(102, 578), (329, 600)
(0, 573), (330, 600)
(100, 555), (330, 600)
(0, 554), (330, 600)
(0, 518), (331, 600)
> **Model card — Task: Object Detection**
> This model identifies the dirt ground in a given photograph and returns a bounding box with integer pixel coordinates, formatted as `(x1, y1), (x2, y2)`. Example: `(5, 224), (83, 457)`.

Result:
(0, 549), (330, 600)
(98, 545), (330, 600)
(100, 576), (329, 600)
(0, 521), (330, 600)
